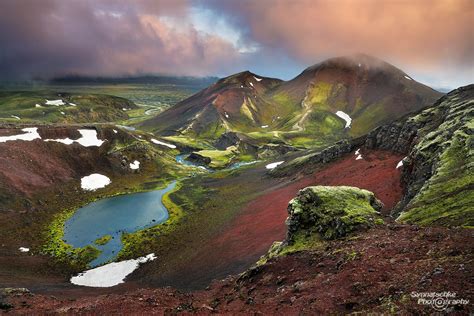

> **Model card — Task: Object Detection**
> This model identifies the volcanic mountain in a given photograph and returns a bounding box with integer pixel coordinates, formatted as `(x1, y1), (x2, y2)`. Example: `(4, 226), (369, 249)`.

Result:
(142, 54), (442, 143)
(141, 71), (282, 138)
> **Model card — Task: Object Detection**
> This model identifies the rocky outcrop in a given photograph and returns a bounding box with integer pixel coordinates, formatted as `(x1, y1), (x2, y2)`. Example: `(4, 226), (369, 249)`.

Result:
(213, 132), (241, 150)
(393, 85), (474, 226)
(268, 139), (354, 177)
(257, 143), (298, 159)
(261, 186), (383, 263)
(186, 152), (212, 166)
(255, 185), (383, 267)
(286, 186), (383, 242)
(364, 120), (420, 154)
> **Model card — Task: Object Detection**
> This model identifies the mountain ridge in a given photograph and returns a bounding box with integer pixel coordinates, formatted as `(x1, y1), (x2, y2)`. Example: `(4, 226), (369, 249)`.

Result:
(139, 54), (442, 170)
(142, 54), (442, 142)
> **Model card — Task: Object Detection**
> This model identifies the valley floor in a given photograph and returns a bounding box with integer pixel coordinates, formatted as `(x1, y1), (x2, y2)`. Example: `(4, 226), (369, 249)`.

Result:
(4, 224), (472, 314)
(2, 150), (411, 297)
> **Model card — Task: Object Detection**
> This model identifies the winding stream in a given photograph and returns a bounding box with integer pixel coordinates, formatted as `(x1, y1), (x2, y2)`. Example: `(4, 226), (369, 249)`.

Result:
(64, 181), (176, 267)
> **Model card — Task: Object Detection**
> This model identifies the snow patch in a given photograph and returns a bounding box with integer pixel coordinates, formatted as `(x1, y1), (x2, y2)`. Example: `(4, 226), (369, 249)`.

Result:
(249, 82), (254, 87)
(60, 111), (65, 115)
(404, 75), (412, 81)
(253, 76), (262, 82)
(45, 99), (65, 106)
(266, 161), (284, 170)
(11, 115), (20, 120)
(151, 138), (176, 149)
(35, 104), (42, 108)
(113, 129), (118, 134)
(335, 111), (352, 128)
(19, 247), (30, 252)
(76, 129), (104, 147)
(70, 253), (156, 287)
(46, 138), (75, 145)
(396, 157), (407, 169)
(261, 125), (269, 128)
(69, 102), (77, 106)
(47, 129), (105, 147)
(354, 148), (363, 160)
(0, 127), (41, 143)
(80, 174), (111, 191)
(224, 112), (229, 118)
(129, 160), (140, 170)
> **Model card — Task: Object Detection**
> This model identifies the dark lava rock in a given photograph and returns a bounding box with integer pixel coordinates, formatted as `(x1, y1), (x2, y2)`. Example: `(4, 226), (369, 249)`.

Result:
(186, 152), (211, 166)
(268, 139), (354, 177)
(213, 132), (241, 150)
(258, 143), (298, 159)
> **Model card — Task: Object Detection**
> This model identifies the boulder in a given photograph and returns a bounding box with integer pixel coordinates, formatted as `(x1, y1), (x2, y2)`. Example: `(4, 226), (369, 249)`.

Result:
(286, 186), (383, 241)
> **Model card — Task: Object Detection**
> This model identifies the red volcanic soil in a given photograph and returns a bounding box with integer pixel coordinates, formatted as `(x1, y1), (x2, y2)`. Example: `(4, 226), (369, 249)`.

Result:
(210, 149), (404, 258)
(308, 149), (405, 211)
(171, 149), (405, 290)
(0, 127), (119, 198)
(5, 225), (473, 314)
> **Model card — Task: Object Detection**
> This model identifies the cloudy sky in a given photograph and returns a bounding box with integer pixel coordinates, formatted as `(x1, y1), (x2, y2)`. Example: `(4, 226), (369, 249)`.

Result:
(0, 0), (472, 89)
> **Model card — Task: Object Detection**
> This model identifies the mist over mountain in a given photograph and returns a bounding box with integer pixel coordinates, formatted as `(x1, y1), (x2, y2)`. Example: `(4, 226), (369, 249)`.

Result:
(48, 75), (219, 87)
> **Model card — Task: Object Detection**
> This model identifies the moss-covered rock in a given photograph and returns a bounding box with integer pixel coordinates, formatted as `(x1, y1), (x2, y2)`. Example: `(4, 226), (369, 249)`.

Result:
(286, 186), (383, 242)
(395, 85), (474, 226)
(255, 186), (383, 265)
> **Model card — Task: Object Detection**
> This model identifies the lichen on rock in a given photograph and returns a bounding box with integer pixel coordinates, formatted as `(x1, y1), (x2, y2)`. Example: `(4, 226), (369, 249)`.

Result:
(254, 186), (383, 266)
(286, 186), (384, 242)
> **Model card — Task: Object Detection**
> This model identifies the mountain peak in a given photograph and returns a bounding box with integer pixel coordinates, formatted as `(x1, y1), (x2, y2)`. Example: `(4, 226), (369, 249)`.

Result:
(143, 54), (441, 139)
(220, 70), (261, 83)
(305, 53), (391, 74)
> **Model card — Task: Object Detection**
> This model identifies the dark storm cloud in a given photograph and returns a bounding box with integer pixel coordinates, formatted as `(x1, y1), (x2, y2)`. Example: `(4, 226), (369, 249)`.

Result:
(0, 0), (472, 88)
(0, 0), (241, 79)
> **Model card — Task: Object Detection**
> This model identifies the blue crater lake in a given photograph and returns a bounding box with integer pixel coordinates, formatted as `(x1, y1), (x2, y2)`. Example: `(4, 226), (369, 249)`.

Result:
(63, 181), (176, 267)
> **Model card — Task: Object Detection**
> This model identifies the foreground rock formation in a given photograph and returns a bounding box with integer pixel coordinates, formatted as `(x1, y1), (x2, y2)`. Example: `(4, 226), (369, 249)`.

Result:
(286, 186), (383, 241)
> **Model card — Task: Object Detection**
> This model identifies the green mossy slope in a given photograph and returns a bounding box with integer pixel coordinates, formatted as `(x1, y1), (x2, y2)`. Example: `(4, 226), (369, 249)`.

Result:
(397, 86), (474, 226)
(0, 91), (136, 124)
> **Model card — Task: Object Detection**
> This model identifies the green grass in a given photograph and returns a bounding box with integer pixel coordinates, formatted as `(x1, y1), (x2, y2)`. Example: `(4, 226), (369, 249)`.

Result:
(94, 235), (112, 246)
(350, 100), (391, 137)
(119, 181), (185, 259)
(196, 147), (237, 168)
(161, 135), (213, 150)
(0, 91), (136, 124)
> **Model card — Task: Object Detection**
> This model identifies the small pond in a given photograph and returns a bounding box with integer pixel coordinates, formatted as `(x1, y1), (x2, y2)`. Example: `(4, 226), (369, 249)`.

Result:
(64, 181), (176, 267)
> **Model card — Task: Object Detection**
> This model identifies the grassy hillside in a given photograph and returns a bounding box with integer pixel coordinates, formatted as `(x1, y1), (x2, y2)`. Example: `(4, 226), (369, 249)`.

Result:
(138, 55), (441, 168)
(0, 91), (136, 124)
(397, 85), (474, 226)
